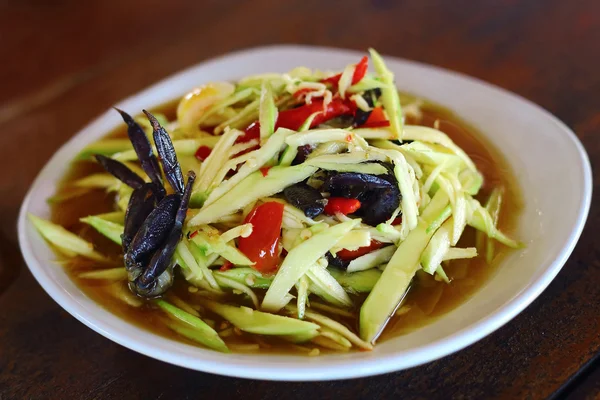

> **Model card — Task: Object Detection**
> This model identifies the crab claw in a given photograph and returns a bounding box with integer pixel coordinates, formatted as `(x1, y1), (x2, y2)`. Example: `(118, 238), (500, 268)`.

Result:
(122, 183), (156, 253)
(94, 154), (145, 189)
(175, 171), (196, 228)
(114, 108), (166, 199)
(130, 171), (196, 297)
(130, 237), (177, 297)
(144, 110), (185, 195)
(124, 194), (180, 282)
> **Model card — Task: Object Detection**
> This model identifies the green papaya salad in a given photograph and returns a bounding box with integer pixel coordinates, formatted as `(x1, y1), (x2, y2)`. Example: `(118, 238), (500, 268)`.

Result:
(29, 49), (522, 354)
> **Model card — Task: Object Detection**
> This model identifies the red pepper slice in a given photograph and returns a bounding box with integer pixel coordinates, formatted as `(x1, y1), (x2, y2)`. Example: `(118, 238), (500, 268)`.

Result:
(365, 107), (387, 123)
(238, 98), (354, 145)
(321, 73), (342, 86)
(351, 56), (369, 85)
(392, 216), (402, 226)
(194, 145), (212, 161)
(236, 122), (261, 143)
(292, 88), (315, 99)
(231, 98), (353, 165)
(260, 166), (271, 177)
(219, 261), (233, 272)
(238, 202), (285, 273)
(232, 124), (261, 157)
(321, 56), (368, 87)
(324, 197), (361, 215)
(336, 240), (386, 261)
(359, 106), (391, 128)
(280, 98), (354, 130)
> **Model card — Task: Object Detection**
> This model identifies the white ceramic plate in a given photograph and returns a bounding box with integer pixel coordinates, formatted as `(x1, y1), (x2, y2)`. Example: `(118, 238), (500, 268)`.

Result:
(18, 45), (591, 381)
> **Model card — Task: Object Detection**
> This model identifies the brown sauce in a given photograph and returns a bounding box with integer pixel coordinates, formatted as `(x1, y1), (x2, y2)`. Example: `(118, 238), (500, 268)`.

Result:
(49, 96), (522, 354)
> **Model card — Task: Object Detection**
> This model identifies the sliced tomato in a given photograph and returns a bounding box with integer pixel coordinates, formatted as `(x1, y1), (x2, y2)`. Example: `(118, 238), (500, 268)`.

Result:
(238, 202), (285, 273)
(336, 240), (386, 261)
(324, 197), (361, 215)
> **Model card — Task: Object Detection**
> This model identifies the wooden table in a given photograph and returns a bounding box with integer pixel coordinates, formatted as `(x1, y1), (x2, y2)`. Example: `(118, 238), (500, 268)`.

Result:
(1, 1), (598, 398)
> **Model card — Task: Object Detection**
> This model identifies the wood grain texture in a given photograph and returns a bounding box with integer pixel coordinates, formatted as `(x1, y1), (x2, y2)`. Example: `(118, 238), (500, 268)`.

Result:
(1, 1), (599, 399)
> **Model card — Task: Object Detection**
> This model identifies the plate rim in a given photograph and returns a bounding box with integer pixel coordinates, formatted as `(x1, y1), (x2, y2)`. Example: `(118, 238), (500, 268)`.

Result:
(17, 44), (593, 381)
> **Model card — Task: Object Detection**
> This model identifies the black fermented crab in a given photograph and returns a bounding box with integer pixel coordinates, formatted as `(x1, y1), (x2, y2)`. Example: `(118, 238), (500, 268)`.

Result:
(94, 109), (195, 298)
(322, 163), (402, 226)
(281, 162), (402, 226)
(283, 182), (326, 219)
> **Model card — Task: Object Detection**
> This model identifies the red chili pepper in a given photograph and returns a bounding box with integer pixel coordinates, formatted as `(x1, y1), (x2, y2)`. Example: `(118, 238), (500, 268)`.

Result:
(194, 145), (212, 161)
(260, 166), (271, 177)
(292, 88), (315, 99)
(321, 56), (368, 87)
(359, 106), (391, 128)
(365, 107), (387, 123)
(238, 98), (354, 145)
(336, 240), (386, 261)
(238, 202), (285, 273)
(351, 56), (368, 85)
(231, 124), (261, 158)
(236, 122), (261, 143)
(219, 261), (233, 272)
(321, 73), (342, 86)
(189, 230), (199, 239)
(280, 98), (353, 130)
(324, 197), (361, 215)
(392, 217), (402, 226)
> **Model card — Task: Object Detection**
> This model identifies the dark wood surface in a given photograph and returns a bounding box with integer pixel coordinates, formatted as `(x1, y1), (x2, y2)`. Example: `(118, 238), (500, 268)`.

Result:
(1, 1), (598, 399)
